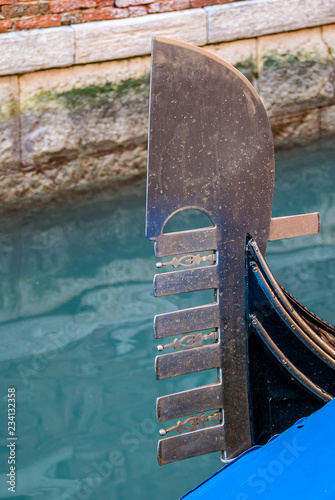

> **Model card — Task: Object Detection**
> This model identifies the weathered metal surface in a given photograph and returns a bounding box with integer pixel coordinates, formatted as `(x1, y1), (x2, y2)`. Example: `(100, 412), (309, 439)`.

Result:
(157, 384), (223, 422)
(155, 228), (217, 257)
(145, 36), (335, 466)
(157, 425), (226, 465)
(269, 213), (320, 241)
(155, 343), (221, 380)
(248, 239), (335, 363)
(146, 37), (275, 462)
(153, 265), (219, 296)
(250, 315), (333, 403)
(247, 239), (335, 410)
(154, 303), (220, 338)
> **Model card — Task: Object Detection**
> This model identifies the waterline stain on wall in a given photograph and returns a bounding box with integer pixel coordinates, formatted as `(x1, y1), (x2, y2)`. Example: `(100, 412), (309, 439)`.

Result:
(29, 73), (151, 113)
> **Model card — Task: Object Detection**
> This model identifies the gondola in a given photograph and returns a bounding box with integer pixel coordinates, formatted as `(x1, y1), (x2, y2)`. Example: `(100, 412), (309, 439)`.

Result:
(145, 36), (335, 480)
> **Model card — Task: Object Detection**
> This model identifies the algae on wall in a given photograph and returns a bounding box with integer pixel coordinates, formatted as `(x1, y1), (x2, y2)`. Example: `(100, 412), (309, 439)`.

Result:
(30, 73), (151, 113)
(0, 76), (20, 172)
(21, 69), (151, 168)
(258, 28), (334, 117)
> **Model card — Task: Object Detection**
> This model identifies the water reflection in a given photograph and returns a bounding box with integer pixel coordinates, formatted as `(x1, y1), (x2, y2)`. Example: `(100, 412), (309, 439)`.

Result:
(0, 138), (334, 499)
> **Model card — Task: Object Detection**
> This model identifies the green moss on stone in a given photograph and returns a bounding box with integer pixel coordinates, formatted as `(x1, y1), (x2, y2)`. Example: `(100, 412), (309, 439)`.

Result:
(235, 59), (258, 82)
(32, 73), (150, 113)
(0, 98), (18, 122)
(262, 50), (328, 74)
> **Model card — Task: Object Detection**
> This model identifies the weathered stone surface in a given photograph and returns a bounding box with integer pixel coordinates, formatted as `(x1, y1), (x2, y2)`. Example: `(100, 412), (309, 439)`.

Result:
(19, 57), (151, 167)
(270, 109), (320, 147)
(320, 105), (335, 134)
(0, 24), (333, 203)
(0, 5), (332, 77)
(0, 145), (147, 201)
(205, 38), (257, 86)
(0, 76), (20, 172)
(206, 0), (335, 44)
(258, 28), (333, 117)
(0, 28), (74, 76)
(322, 24), (335, 52)
(73, 10), (207, 64)
(323, 25), (335, 105)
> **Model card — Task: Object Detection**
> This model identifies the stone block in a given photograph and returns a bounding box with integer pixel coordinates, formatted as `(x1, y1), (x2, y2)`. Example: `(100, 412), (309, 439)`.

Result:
(0, 144), (147, 203)
(0, 76), (20, 172)
(323, 25), (335, 100)
(206, 0), (335, 44)
(322, 24), (335, 53)
(19, 57), (151, 167)
(270, 109), (320, 147)
(0, 28), (74, 76)
(258, 28), (333, 117)
(74, 10), (207, 64)
(320, 105), (335, 134)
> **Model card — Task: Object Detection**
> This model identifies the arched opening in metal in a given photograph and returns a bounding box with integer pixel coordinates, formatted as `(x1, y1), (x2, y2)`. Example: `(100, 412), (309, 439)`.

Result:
(163, 209), (214, 234)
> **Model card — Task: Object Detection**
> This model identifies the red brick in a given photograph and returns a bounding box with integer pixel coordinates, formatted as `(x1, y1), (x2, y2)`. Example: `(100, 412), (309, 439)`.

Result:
(147, 0), (189, 13)
(0, 19), (12, 31)
(115, 0), (150, 7)
(190, 0), (231, 6)
(15, 14), (61, 29)
(17, 0), (38, 3)
(128, 5), (146, 15)
(0, 0), (12, 5)
(61, 10), (84, 23)
(50, 0), (95, 13)
(96, 0), (114, 7)
(83, 6), (127, 20)
(3, 3), (48, 17)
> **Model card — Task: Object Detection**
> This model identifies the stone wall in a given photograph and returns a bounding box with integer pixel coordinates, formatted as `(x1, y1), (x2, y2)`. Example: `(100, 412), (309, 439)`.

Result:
(0, 0), (236, 33)
(0, 0), (334, 203)
(0, 0), (331, 34)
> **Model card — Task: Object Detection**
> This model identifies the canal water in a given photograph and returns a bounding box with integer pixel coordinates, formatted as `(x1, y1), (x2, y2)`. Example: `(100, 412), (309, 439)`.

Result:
(0, 138), (334, 499)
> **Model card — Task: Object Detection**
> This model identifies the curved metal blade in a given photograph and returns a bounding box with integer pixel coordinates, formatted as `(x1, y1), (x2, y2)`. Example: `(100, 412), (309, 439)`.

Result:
(146, 37), (275, 464)
(146, 37), (275, 249)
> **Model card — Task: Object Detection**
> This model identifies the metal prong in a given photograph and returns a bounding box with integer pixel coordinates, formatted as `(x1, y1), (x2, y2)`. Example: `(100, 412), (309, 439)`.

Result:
(154, 303), (220, 339)
(269, 213), (320, 241)
(156, 343), (221, 380)
(154, 266), (219, 297)
(157, 383), (223, 423)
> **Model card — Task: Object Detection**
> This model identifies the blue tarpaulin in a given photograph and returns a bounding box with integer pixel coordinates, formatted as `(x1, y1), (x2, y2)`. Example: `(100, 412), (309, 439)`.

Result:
(181, 399), (335, 499)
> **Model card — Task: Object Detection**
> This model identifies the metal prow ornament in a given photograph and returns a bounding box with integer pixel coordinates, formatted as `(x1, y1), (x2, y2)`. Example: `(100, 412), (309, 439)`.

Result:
(145, 37), (329, 466)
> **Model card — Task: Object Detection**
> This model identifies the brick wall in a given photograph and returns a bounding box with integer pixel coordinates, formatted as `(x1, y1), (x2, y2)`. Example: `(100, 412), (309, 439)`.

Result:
(0, 0), (238, 32)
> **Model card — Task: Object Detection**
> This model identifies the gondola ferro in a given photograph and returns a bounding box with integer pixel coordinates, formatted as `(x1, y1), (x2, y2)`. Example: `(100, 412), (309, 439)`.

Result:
(145, 37), (334, 466)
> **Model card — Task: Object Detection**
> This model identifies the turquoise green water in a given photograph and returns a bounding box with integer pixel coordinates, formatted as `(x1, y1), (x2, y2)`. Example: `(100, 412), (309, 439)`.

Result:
(0, 138), (334, 499)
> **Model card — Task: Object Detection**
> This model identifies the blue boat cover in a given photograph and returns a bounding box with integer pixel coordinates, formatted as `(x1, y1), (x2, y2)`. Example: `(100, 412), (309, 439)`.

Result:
(181, 399), (335, 499)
